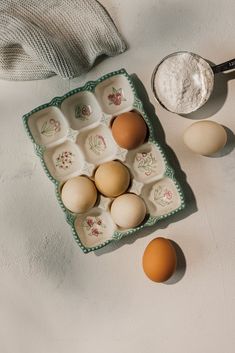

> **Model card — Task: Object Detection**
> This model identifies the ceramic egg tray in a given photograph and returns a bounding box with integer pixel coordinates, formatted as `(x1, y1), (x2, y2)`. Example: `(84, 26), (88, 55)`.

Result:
(23, 69), (185, 253)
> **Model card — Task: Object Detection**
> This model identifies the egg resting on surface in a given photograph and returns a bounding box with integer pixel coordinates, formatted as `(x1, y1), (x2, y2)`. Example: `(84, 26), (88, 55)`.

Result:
(183, 120), (227, 156)
(61, 176), (97, 213)
(110, 193), (146, 228)
(94, 161), (130, 197)
(111, 111), (148, 150)
(142, 237), (177, 282)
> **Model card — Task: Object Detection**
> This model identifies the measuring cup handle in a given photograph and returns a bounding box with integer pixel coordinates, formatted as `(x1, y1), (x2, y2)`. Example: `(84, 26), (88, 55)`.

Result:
(212, 59), (235, 74)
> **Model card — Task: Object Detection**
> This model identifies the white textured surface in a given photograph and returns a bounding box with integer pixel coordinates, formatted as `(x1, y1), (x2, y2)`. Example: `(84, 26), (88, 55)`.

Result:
(0, 1), (235, 352)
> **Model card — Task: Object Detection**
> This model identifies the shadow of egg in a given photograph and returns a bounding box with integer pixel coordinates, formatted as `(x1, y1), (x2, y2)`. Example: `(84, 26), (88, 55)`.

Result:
(208, 126), (235, 158)
(164, 240), (187, 285)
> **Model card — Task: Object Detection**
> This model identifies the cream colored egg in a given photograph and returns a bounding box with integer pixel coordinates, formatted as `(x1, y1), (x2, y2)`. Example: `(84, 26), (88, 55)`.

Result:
(94, 161), (130, 198)
(111, 193), (146, 228)
(183, 121), (227, 156)
(61, 176), (97, 213)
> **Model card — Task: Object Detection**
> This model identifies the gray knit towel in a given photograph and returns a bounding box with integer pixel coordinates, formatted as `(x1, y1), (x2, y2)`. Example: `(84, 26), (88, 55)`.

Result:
(0, 0), (127, 80)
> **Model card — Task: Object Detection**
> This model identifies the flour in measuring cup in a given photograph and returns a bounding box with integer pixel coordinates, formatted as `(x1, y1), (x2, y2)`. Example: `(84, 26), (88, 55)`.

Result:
(153, 52), (214, 114)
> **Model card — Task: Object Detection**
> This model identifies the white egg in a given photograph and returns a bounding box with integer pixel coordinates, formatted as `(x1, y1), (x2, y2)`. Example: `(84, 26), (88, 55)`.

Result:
(111, 193), (146, 228)
(183, 120), (227, 156)
(61, 176), (97, 213)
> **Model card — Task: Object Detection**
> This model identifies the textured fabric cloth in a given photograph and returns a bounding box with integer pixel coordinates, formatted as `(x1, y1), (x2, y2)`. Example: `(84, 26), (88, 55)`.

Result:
(0, 0), (126, 80)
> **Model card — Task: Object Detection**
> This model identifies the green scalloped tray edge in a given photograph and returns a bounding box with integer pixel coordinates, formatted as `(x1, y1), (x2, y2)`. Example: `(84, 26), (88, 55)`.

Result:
(22, 68), (185, 253)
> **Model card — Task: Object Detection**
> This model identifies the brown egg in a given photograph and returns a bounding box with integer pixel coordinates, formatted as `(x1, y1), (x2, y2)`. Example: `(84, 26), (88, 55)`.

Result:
(111, 111), (147, 150)
(94, 161), (130, 197)
(142, 237), (177, 282)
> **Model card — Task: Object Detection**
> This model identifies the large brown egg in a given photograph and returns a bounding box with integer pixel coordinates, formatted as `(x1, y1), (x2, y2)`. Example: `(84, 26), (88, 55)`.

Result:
(142, 237), (177, 282)
(111, 111), (147, 150)
(94, 161), (130, 197)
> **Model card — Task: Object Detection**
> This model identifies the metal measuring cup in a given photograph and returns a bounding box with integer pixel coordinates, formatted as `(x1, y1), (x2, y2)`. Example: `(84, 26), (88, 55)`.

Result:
(151, 51), (235, 114)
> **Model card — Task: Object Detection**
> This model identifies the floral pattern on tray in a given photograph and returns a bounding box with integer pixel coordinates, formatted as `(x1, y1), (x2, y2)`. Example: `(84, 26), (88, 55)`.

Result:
(153, 185), (173, 207)
(40, 118), (61, 137)
(74, 104), (92, 120)
(55, 151), (75, 169)
(108, 87), (126, 106)
(88, 134), (107, 155)
(83, 216), (106, 237)
(135, 151), (158, 176)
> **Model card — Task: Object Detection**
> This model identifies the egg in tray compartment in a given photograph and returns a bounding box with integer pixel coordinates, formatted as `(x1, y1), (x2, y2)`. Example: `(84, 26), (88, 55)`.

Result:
(23, 69), (185, 253)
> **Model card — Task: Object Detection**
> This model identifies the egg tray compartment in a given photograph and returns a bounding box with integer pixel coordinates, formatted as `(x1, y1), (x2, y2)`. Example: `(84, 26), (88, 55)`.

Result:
(23, 69), (185, 253)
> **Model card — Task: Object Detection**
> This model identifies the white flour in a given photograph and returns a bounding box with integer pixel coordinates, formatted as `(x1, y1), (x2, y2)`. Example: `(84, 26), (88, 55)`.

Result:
(153, 52), (214, 114)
